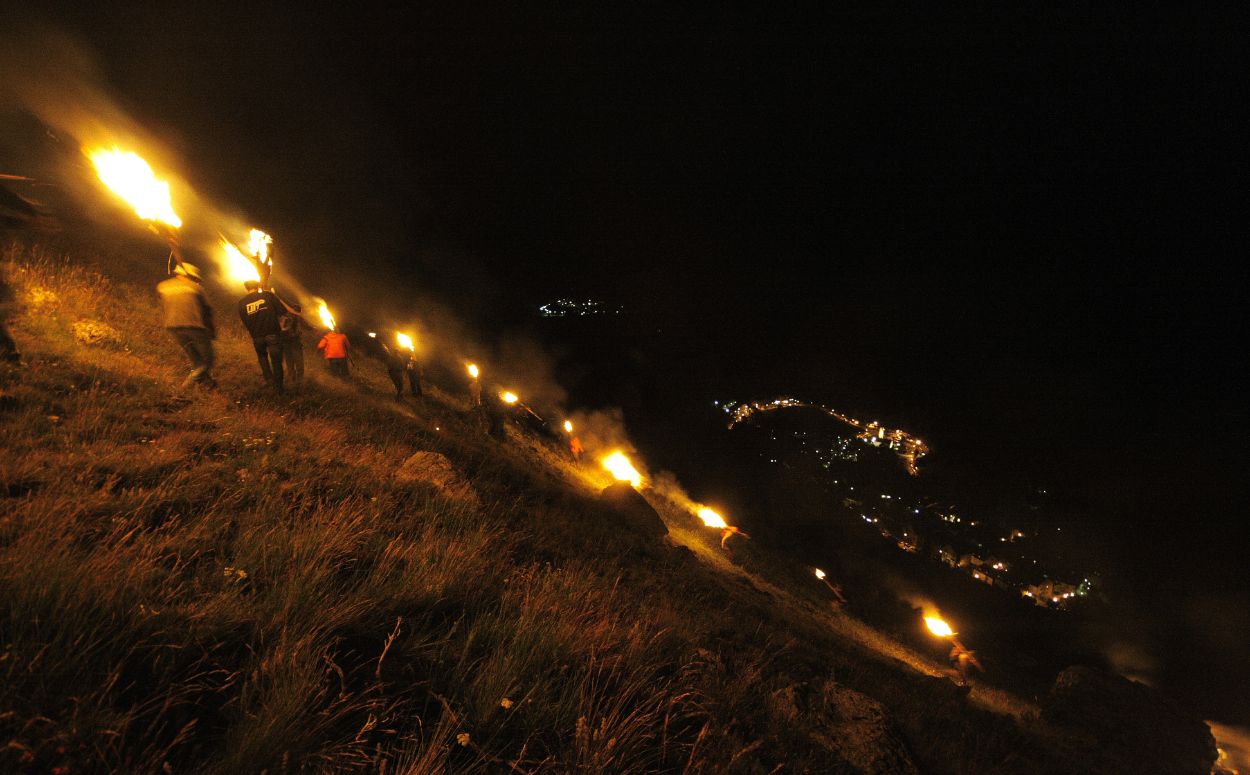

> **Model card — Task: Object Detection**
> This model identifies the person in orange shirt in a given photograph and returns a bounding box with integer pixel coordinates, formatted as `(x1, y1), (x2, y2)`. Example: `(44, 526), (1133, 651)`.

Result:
(317, 329), (350, 377)
(569, 435), (584, 463)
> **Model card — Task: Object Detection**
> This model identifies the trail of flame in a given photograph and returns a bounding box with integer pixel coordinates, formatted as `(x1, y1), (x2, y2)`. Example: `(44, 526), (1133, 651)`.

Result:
(601, 451), (642, 488)
(247, 228), (272, 263)
(220, 237), (260, 284)
(88, 147), (182, 228)
(317, 300), (336, 331)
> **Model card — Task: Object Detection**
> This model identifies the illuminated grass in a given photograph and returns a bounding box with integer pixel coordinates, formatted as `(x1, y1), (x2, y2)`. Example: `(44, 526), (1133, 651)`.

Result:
(1, 239), (1085, 772)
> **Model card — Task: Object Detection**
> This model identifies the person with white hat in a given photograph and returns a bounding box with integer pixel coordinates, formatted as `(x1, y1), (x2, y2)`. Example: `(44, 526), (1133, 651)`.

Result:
(156, 263), (216, 389)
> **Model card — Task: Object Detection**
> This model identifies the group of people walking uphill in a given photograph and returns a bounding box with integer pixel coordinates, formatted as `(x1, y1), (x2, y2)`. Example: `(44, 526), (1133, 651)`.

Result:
(156, 261), (369, 395)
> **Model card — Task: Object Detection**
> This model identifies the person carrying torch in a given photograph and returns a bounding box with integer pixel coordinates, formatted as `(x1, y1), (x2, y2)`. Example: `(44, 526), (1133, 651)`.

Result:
(564, 421), (584, 463)
(276, 296), (307, 388)
(814, 568), (848, 606)
(924, 614), (983, 686)
(238, 280), (285, 394)
(378, 337), (408, 399)
(466, 363), (482, 407)
(316, 306), (350, 378)
(156, 262), (216, 390)
(397, 333), (422, 398)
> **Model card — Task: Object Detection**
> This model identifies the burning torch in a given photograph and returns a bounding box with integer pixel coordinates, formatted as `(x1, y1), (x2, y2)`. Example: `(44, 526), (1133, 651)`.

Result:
(697, 507), (750, 549)
(814, 568), (848, 604)
(466, 363), (482, 407)
(87, 147), (184, 271)
(924, 613), (983, 683)
(564, 420), (585, 462)
(248, 228), (274, 288)
(499, 389), (545, 424)
(601, 451), (642, 489)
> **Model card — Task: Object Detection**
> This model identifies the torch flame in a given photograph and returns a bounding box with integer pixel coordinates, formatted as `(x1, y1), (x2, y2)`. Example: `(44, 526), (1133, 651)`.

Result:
(814, 568), (827, 580)
(467, 363), (480, 379)
(396, 332), (415, 352)
(88, 147), (182, 228)
(220, 237), (261, 284)
(924, 616), (955, 638)
(563, 420), (574, 433)
(247, 229), (273, 263)
(501, 391), (519, 404)
(601, 451), (642, 488)
(697, 507), (729, 529)
(317, 300), (336, 331)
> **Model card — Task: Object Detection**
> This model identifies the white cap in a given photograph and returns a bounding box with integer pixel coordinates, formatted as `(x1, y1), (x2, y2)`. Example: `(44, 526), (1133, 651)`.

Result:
(173, 263), (202, 281)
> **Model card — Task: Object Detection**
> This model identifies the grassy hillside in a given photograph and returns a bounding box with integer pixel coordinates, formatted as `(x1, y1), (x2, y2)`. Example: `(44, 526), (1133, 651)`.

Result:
(0, 238), (1170, 773)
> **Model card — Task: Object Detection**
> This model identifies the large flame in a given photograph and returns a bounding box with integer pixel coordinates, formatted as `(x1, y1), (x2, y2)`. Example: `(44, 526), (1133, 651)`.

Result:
(220, 237), (261, 284)
(247, 229), (273, 263)
(601, 451), (642, 488)
(501, 391), (519, 405)
(924, 615), (955, 638)
(697, 507), (729, 529)
(88, 147), (182, 228)
(317, 300), (336, 331)
(396, 332), (415, 352)
(467, 363), (480, 379)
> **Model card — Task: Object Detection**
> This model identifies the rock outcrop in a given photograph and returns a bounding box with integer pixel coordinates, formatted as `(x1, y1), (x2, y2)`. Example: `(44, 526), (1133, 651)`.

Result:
(1044, 665), (1217, 775)
(770, 680), (918, 774)
(394, 451), (480, 508)
(598, 481), (668, 538)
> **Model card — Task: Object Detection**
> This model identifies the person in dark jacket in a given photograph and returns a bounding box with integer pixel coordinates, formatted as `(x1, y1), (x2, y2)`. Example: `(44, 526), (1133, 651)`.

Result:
(237, 280), (284, 393)
(157, 263), (216, 388)
(405, 351), (423, 398)
(276, 295), (306, 387)
(379, 341), (407, 399)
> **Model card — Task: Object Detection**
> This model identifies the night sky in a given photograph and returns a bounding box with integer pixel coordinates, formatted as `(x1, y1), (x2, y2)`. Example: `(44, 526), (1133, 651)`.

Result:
(5, 5), (1246, 719)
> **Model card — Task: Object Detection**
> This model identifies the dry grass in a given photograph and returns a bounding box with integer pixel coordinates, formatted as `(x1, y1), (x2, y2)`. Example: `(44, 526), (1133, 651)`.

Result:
(1, 238), (1082, 773)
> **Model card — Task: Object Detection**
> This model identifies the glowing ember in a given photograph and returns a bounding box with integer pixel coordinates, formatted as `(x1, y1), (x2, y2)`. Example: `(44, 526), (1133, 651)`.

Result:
(501, 391), (519, 404)
(814, 568), (827, 580)
(563, 420), (574, 433)
(924, 616), (955, 638)
(697, 507), (729, 529)
(396, 332), (415, 352)
(317, 300), (336, 331)
(247, 229), (273, 263)
(220, 237), (261, 284)
(467, 363), (480, 379)
(88, 147), (182, 228)
(601, 451), (642, 488)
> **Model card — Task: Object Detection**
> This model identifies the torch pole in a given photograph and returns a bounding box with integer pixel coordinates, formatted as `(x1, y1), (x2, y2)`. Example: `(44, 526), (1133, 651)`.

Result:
(162, 227), (184, 274)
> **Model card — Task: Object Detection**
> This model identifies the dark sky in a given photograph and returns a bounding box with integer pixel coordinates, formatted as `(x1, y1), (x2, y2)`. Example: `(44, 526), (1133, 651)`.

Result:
(6, 3), (1246, 716)
(14, 0), (1244, 563)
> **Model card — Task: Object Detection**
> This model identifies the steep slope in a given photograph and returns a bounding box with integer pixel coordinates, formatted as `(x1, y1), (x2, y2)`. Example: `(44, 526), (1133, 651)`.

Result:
(0, 239), (1215, 774)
